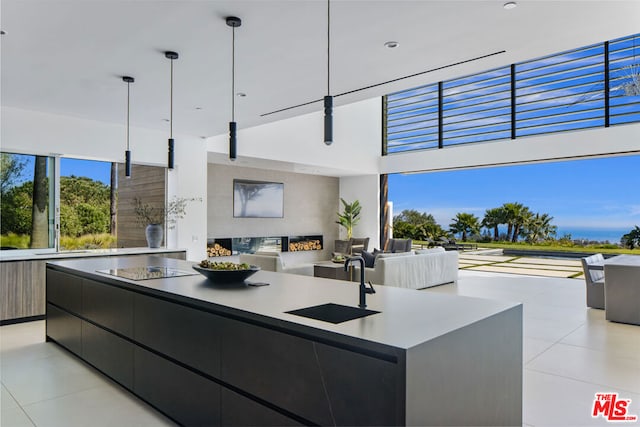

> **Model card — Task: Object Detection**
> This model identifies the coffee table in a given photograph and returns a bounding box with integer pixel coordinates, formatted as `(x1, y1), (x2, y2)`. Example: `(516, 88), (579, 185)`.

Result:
(313, 261), (353, 281)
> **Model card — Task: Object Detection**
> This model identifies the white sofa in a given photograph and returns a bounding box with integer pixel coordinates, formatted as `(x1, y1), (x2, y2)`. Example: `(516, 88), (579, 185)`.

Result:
(239, 251), (317, 276)
(360, 247), (458, 290)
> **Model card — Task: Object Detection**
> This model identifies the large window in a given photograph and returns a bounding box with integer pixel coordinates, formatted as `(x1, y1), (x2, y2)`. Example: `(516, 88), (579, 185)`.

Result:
(1, 153), (167, 252)
(0, 153), (55, 250)
(384, 32), (640, 154)
(59, 158), (115, 250)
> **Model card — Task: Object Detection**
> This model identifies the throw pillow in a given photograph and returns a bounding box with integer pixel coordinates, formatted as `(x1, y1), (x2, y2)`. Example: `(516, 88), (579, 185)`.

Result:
(361, 250), (376, 268)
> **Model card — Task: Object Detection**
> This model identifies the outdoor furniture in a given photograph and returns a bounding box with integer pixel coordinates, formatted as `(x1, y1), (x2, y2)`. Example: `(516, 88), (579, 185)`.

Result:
(581, 254), (605, 309)
(349, 237), (370, 255)
(385, 238), (412, 253)
(602, 255), (640, 325)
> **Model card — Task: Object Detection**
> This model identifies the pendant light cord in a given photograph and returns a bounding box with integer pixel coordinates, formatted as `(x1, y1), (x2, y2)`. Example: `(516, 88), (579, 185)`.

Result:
(327, 0), (330, 95)
(232, 25), (236, 122)
(126, 81), (130, 150)
(170, 58), (174, 138)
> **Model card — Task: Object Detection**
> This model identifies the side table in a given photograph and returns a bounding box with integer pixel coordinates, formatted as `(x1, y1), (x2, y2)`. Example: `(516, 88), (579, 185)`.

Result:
(313, 261), (354, 281)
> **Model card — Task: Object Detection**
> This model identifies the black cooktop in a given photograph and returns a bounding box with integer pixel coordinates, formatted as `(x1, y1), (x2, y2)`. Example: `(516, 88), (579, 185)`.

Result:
(96, 266), (198, 281)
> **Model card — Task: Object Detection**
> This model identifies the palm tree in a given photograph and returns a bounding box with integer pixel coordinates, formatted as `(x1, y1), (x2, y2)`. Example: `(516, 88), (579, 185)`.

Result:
(511, 206), (533, 243)
(30, 156), (49, 248)
(502, 202), (532, 242)
(449, 212), (480, 242)
(482, 207), (506, 241)
(622, 225), (640, 249)
(501, 202), (521, 241)
(522, 213), (557, 243)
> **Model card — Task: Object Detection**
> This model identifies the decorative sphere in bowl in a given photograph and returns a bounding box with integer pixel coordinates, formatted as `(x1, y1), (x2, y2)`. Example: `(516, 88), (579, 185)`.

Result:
(193, 260), (260, 283)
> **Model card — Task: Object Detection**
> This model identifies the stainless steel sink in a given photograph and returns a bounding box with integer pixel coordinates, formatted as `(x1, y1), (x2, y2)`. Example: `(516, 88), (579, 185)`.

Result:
(286, 303), (379, 324)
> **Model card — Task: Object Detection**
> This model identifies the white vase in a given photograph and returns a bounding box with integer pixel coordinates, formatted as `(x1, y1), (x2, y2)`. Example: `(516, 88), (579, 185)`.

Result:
(145, 224), (163, 248)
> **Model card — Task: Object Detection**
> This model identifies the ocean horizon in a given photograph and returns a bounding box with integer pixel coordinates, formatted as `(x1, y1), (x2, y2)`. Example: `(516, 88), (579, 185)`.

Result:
(554, 227), (631, 243)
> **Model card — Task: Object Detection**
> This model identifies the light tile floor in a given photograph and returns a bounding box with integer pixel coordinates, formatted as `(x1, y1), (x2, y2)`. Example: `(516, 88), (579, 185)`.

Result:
(1, 270), (639, 426)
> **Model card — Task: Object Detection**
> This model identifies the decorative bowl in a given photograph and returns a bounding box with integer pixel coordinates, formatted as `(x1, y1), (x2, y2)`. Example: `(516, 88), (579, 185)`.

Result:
(192, 264), (260, 283)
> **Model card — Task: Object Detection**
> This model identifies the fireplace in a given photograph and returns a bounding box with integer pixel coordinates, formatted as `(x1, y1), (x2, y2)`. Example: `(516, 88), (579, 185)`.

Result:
(207, 235), (323, 256)
(283, 235), (323, 252)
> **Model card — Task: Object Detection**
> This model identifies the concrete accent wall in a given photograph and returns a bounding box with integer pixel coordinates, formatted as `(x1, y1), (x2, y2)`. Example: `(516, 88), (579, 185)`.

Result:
(208, 164), (339, 262)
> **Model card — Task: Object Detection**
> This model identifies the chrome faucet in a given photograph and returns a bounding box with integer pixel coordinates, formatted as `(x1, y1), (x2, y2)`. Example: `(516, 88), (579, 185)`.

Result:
(344, 256), (375, 309)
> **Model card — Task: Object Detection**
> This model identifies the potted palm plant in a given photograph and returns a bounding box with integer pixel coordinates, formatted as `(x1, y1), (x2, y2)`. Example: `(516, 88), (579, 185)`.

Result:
(336, 198), (361, 239)
(133, 196), (200, 248)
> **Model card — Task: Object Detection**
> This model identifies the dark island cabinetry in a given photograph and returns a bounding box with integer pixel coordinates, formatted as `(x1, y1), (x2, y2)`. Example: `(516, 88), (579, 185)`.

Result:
(45, 264), (402, 426)
(45, 256), (523, 426)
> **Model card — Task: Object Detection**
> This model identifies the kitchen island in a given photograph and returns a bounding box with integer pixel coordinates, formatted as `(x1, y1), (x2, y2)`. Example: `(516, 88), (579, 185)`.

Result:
(46, 256), (522, 426)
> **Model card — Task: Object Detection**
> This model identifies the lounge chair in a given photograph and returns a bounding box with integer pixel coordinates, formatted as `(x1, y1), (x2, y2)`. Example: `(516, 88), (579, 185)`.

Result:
(581, 253), (605, 309)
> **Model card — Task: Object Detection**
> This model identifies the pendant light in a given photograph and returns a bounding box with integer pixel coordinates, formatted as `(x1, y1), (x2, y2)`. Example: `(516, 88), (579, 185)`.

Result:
(324, 0), (333, 145)
(226, 16), (241, 161)
(165, 51), (179, 169)
(123, 76), (134, 178)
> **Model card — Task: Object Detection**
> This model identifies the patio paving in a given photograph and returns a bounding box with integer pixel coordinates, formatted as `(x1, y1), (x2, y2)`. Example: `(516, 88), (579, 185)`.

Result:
(459, 252), (585, 279)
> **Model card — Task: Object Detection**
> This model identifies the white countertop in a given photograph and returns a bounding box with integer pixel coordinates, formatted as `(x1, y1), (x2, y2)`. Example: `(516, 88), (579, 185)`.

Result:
(47, 256), (521, 351)
(0, 247), (186, 262)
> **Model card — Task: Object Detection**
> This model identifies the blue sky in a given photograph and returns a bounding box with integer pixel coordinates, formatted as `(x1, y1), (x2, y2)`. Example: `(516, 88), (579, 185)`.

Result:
(388, 155), (640, 231)
(60, 158), (111, 184)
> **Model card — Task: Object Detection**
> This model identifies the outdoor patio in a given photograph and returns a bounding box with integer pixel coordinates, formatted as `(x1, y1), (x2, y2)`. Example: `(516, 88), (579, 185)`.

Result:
(459, 250), (585, 279)
(428, 269), (640, 426)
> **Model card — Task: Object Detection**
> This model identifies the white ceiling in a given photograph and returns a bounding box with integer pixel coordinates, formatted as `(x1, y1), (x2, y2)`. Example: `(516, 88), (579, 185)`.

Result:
(2, 0), (639, 140)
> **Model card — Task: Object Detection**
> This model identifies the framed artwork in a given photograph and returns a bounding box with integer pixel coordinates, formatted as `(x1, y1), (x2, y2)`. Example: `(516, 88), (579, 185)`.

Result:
(233, 179), (284, 218)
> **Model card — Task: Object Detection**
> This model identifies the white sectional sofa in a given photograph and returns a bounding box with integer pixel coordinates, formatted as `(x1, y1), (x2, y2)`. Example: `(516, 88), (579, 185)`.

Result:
(239, 251), (319, 276)
(360, 247), (459, 290)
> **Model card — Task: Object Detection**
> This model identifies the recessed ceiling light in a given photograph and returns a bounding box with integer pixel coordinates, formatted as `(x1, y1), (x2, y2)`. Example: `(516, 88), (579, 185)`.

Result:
(236, 92), (246, 97)
(384, 41), (399, 49)
(503, 2), (517, 10)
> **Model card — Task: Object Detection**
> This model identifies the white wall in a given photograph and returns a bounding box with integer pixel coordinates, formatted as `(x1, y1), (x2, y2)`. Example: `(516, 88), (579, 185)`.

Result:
(170, 138), (208, 261)
(206, 98), (381, 176)
(1, 107), (208, 260)
(381, 123), (640, 174)
(339, 175), (380, 250)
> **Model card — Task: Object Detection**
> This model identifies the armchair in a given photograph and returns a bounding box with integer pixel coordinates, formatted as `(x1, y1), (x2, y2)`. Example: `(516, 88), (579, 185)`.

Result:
(581, 253), (605, 309)
(349, 237), (370, 255)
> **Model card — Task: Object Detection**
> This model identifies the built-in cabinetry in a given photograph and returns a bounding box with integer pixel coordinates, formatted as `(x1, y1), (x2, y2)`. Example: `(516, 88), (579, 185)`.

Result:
(0, 260), (46, 322)
(0, 250), (185, 324)
(46, 267), (404, 426)
(45, 257), (523, 426)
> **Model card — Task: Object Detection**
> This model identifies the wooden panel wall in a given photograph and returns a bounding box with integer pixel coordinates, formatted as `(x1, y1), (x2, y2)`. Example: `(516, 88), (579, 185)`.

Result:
(116, 164), (166, 248)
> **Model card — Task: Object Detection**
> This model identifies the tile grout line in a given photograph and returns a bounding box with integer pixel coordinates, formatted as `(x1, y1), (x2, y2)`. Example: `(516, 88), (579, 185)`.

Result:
(524, 366), (640, 397)
(2, 380), (38, 427)
(524, 320), (587, 365)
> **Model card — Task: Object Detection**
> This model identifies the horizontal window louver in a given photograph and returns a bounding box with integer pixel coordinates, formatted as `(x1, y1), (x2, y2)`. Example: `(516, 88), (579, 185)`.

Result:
(386, 83), (439, 153)
(609, 34), (640, 125)
(443, 67), (511, 146)
(516, 44), (604, 137)
(383, 32), (640, 155)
